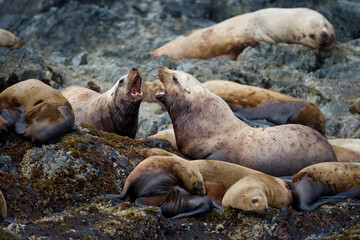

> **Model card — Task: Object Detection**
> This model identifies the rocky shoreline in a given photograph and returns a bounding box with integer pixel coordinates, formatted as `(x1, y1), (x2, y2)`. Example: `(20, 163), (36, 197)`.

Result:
(1, 0), (360, 239)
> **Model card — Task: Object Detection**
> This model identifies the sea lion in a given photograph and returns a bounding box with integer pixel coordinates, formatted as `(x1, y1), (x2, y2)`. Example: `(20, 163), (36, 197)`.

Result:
(0, 190), (6, 220)
(329, 139), (360, 156)
(0, 79), (74, 144)
(0, 28), (22, 50)
(142, 80), (164, 103)
(191, 160), (261, 205)
(151, 8), (335, 60)
(148, 129), (177, 147)
(350, 98), (360, 114)
(203, 80), (325, 134)
(222, 173), (293, 214)
(143, 148), (264, 205)
(115, 156), (214, 218)
(62, 68), (143, 138)
(292, 162), (360, 211)
(86, 81), (102, 93)
(155, 67), (337, 176)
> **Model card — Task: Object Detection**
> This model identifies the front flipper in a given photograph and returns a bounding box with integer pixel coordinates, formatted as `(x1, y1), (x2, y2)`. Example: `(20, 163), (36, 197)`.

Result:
(0, 106), (27, 134)
(135, 195), (168, 207)
(170, 196), (214, 219)
(304, 187), (360, 211)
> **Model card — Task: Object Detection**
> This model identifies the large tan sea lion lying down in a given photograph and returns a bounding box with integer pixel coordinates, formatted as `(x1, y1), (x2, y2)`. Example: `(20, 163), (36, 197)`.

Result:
(151, 8), (335, 60)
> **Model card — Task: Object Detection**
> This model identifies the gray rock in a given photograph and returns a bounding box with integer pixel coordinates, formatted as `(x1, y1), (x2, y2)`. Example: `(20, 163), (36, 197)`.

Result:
(0, 47), (55, 91)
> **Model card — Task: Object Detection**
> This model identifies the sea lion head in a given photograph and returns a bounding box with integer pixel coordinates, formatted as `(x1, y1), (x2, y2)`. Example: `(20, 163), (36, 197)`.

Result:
(142, 80), (164, 103)
(233, 188), (268, 214)
(115, 67), (144, 103)
(302, 14), (335, 50)
(155, 67), (204, 103)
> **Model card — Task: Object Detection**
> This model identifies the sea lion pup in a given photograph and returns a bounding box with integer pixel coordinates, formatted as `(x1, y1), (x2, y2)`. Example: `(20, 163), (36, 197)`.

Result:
(222, 173), (293, 214)
(0, 28), (22, 50)
(292, 162), (360, 211)
(0, 190), (6, 221)
(62, 68), (143, 138)
(151, 8), (335, 60)
(113, 156), (215, 218)
(203, 80), (325, 134)
(155, 67), (337, 176)
(86, 81), (102, 93)
(148, 129), (177, 147)
(350, 98), (360, 114)
(0, 79), (74, 144)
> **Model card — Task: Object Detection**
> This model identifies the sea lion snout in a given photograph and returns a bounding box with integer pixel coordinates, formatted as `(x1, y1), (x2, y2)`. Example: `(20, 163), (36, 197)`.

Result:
(320, 31), (327, 39)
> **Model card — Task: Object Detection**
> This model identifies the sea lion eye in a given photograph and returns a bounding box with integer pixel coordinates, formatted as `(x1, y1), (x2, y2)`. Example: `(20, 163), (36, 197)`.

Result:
(252, 199), (258, 203)
(119, 79), (124, 84)
(172, 76), (178, 82)
(198, 182), (203, 187)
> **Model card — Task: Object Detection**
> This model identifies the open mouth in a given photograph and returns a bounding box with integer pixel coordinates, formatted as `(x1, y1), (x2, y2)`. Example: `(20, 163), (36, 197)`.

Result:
(130, 75), (143, 97)
(155, 89), (166, 98)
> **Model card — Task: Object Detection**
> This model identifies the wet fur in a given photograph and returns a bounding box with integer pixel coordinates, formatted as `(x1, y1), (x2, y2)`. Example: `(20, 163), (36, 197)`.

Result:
(203, 80), (325, 134)
(0, 28), (22, 50)
(0, 79), (74, 144)
(292, 162), (360, 211)
(117, 156), (214, 218)
(62, 68), (143, 138)
(155, 68), (337, 176)
(151, 8), (335, 60)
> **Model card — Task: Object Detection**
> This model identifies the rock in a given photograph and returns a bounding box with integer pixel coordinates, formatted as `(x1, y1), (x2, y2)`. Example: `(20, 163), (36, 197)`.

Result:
(72, 52), (88, 66)
(0, 47), (57, 91)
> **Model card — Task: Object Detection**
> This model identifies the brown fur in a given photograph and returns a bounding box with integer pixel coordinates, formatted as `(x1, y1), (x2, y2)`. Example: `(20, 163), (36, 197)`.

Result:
(191, 160), (260, 204)
(0, 190), (6, 220)
(222, 173), (293, 214)
(148, 129), (177, 147)
(329, 139), (360, 156)
(151, 8), (335, 60)
(142, 148), (260, 204)
(350, 98), (360, 114)
(292, 162), (360, 211)
(155, 68), (337, 176)
(62, 68), (143, 138)
(0, 79), (74, 144)
(0, 28), (22, 50)
(86, 81), (102, 93)
(142, 80), (164, 103)
(203, 80), (325, 134)
(331, 145), (360, 162)
(119, 156), (205, 201)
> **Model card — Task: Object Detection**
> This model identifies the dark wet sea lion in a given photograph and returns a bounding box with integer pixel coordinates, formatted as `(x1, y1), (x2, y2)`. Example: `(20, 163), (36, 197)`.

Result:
(203, 80), (325, 134)
(292, 162), (360, 211)
(222, 173), (293, 214)
(0, 79), (74, 144)
(62, 68), (143, 138)
(151, 8), (335, 60)
(155, 67), (337, 176)
(116, 156), (215, 218)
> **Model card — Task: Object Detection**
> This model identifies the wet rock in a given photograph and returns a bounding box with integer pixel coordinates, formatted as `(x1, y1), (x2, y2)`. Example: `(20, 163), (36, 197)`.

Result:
(0, 47), (55, 91)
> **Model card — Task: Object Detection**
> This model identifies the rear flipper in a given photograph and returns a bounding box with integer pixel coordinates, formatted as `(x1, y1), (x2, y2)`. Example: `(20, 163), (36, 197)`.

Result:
(0, 106), (27, 134)
(301, 187), (360, 211)
(232, 111), (275, 128)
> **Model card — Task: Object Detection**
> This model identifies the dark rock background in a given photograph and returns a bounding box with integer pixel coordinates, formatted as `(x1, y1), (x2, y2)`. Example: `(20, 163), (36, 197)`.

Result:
(0, 0), (359, 239)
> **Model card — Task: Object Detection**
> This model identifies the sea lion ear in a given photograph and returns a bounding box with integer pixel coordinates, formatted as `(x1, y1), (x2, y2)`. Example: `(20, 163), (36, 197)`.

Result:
(184, 87), (191, 94)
